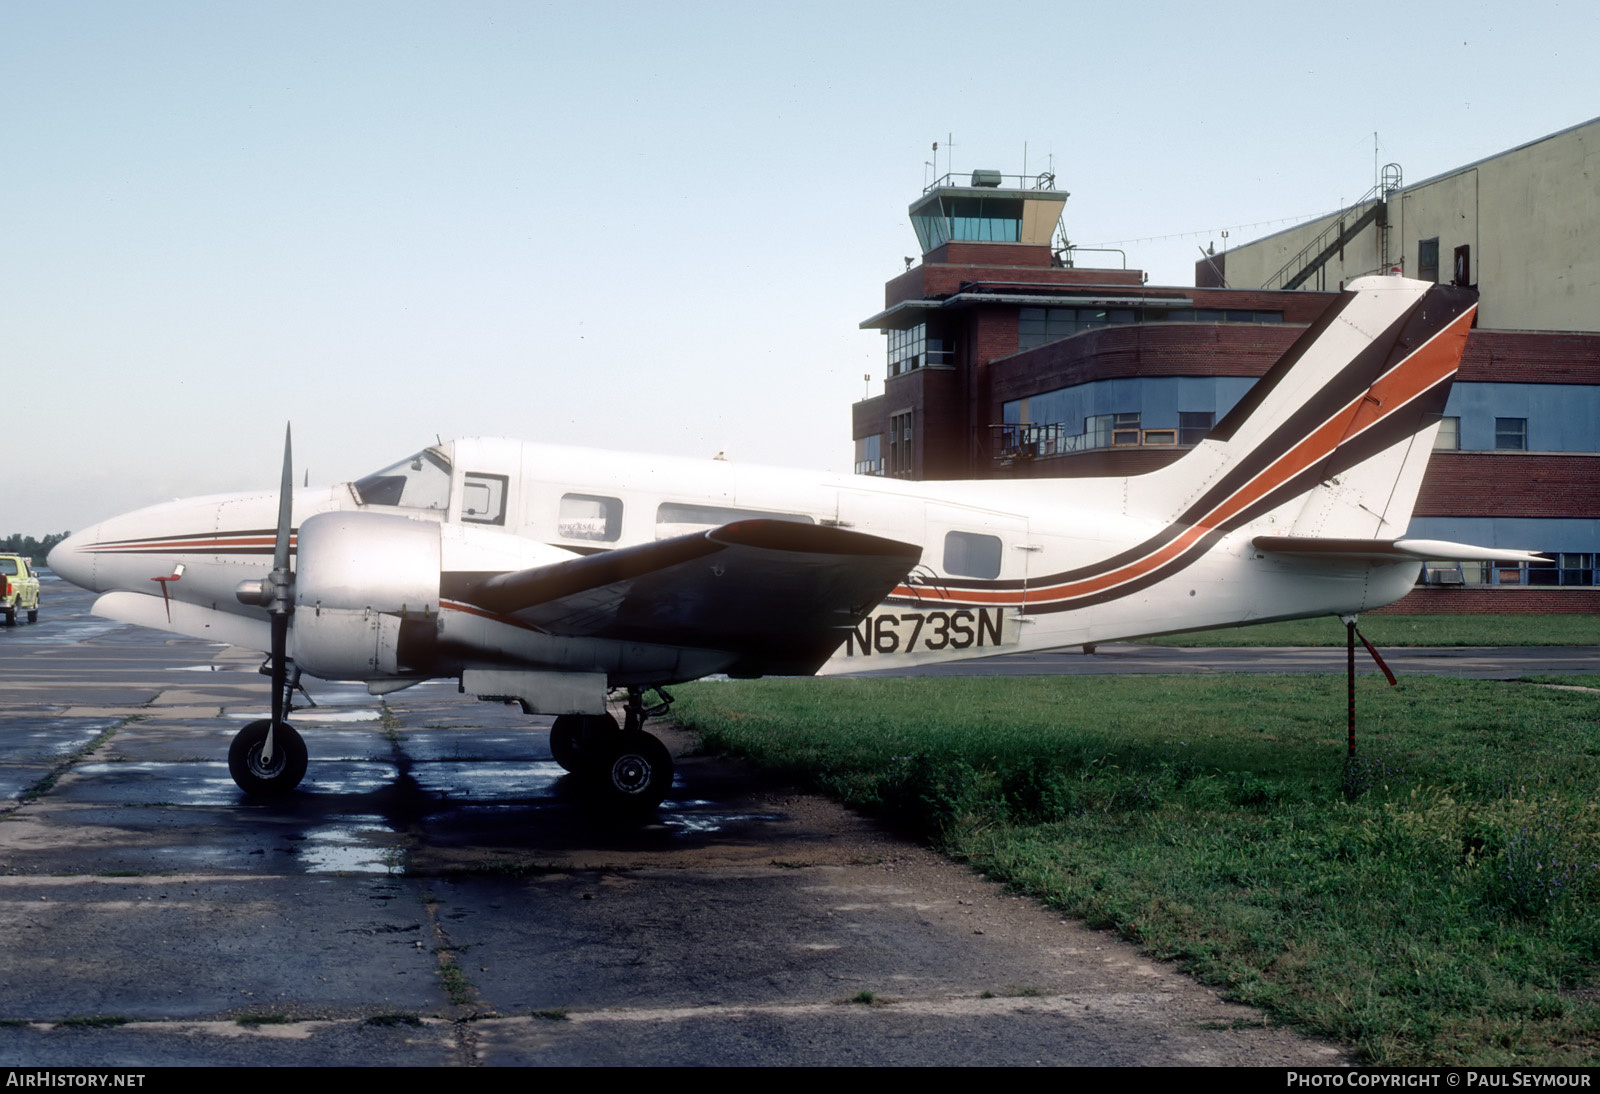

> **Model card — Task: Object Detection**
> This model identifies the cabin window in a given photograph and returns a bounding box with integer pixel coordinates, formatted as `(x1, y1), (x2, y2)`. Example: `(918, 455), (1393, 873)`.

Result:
(559, 493), (622, 542)
(461, 473), (508, 526)
(944, 531), (1002, 579)
(655, 503), (812, 539)
(352, 448), (452, 511)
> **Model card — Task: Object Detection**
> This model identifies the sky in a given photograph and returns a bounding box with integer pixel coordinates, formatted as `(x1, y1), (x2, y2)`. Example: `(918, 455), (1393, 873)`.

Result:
(4, 0), (1597, 534)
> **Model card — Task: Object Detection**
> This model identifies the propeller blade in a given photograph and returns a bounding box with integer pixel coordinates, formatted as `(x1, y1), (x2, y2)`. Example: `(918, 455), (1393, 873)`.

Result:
(265, 423), (294, 763)
(274, 423), (293, 574)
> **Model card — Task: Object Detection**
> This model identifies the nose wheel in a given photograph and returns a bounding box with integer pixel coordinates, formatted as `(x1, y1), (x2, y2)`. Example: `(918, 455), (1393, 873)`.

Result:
(228, 719), (308, 797)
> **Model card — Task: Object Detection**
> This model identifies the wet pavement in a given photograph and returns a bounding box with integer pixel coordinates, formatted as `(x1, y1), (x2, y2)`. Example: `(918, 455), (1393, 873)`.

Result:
(0, 575), (1375, 1065)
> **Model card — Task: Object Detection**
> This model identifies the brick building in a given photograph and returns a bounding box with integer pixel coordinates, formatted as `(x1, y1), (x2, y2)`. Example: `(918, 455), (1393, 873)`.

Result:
(851, 140), (1600, 612)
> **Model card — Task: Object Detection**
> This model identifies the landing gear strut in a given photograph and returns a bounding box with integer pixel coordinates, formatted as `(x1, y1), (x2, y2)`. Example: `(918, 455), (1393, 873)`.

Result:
(228, 661), (309, 797)
(549, 687), (675, 812)
(227, 424), (308, 799)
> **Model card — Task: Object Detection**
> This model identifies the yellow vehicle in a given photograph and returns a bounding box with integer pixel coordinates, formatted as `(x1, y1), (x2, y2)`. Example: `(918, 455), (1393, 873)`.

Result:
(1, 555), (40, 625)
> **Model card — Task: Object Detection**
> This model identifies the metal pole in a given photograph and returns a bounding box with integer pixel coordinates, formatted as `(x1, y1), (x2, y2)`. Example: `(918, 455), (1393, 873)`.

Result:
(1345, 616), (1357, 758)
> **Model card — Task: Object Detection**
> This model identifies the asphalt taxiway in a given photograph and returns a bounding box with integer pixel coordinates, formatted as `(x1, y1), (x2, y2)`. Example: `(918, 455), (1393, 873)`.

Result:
(3, 575), (1584, 1067)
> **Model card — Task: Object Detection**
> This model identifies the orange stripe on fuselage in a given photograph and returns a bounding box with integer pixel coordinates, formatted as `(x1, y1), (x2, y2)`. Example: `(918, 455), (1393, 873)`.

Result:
(86, 535), (295, 553)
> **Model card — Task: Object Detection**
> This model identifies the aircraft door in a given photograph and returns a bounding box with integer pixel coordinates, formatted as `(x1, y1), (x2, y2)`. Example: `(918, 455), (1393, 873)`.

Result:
(924, 501), (1029, 607)
(460, 473), (509, 526)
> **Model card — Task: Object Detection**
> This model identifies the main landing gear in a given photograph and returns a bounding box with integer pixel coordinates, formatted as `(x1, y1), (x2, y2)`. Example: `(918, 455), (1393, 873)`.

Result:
(549, 687), (675, 812)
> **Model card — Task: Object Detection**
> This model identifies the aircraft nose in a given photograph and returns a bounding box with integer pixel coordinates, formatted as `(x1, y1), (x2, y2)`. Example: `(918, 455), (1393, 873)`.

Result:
(48, 528), (100, 592)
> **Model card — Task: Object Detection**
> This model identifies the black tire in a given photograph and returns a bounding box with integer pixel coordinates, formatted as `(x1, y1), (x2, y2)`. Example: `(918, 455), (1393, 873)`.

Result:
(551, 712), (621, 773)
(588, 729), (673, 812)
(4, 606), (13, 626)
(228, 719), (308, 797)
(26, 601), (38, 624)
(549, 714), (585, 772)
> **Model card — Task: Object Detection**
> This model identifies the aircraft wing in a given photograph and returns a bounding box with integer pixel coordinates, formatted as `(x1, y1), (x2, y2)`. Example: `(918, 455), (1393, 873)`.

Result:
(1252, 535), (1546, 563)
(442, 519), (921, 676)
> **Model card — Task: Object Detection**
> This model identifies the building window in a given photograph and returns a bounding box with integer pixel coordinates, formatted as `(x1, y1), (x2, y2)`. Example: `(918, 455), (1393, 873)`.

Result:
(1453, 244), (1472, 287)
(1433, 416), (1460, 451)
(854, 434), (884, 476)
(1494, 417), (1527, 451)
(944, 531), (1002, 579)
(887, 325), (924, 376)
(1559, 554), (1595, 586)
(1111, 412), (1142, 446)
(887, 324), (948, 375)
(889, 411), (914, 478)
(1085, 412), (1141, 448)
(1016, 307), (1282, 351)
(1418, 237), (1439, 283)
(1179, 411), (1214, 446)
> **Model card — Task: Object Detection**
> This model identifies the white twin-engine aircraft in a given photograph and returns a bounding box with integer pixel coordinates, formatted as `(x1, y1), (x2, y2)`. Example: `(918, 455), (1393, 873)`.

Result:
(49, 276), (1536, 810)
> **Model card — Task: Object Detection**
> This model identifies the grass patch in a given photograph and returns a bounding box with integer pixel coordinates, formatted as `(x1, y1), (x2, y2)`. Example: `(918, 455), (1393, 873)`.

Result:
(364, 1012), (422, 1027)
(235, 1014), (292, 1027)
(674, 674), (1600, 1066)
(17, 721), (125, 805)
(1132, 614), (1600, 647)
(1520, 674), (1600, 690)
(56, 1015), (129, 1028)
(530, 1008), (570, 1021)
(437, 951), (474, 1006)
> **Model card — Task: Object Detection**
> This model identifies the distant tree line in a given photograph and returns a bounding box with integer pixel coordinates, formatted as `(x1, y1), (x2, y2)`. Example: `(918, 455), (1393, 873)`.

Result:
(2, 533), (70, 565)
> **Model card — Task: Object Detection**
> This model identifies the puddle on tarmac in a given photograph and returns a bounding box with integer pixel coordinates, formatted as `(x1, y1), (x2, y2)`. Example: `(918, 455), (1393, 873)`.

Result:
(661, 809), (782, 835)
(226, 710), (381, 722)
(408, 761), (566, 799)
(292, 818), (403, 874)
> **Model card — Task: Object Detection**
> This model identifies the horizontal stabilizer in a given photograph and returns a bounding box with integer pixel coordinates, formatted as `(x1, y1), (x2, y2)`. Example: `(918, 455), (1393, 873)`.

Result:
(1253, 535), (1545, 563)
(442, 520), (921, 676)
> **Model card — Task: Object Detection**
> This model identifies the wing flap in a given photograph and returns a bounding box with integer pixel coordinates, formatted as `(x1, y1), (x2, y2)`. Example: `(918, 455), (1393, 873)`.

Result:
(442, 520), (921, 676)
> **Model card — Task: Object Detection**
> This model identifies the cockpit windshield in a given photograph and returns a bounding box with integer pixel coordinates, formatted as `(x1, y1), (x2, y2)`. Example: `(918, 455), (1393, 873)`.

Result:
(351, 448), (452, 510)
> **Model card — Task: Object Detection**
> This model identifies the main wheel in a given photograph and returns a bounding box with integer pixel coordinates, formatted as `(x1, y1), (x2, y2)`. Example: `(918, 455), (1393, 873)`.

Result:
(228, 719), (308, 797)
(26, 607), (37, 623)
(588, 729), (673, 812)
(550, 713), (619, 773)
(549, 714), (585, 772)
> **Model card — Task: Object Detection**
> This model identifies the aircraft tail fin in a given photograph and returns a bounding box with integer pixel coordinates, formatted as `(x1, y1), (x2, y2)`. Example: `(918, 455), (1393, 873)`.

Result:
(1137, 276), (1477, 543)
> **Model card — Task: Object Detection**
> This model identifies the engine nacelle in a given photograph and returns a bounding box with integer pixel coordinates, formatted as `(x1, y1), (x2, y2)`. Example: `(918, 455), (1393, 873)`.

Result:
(291, 512), (441, 680)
